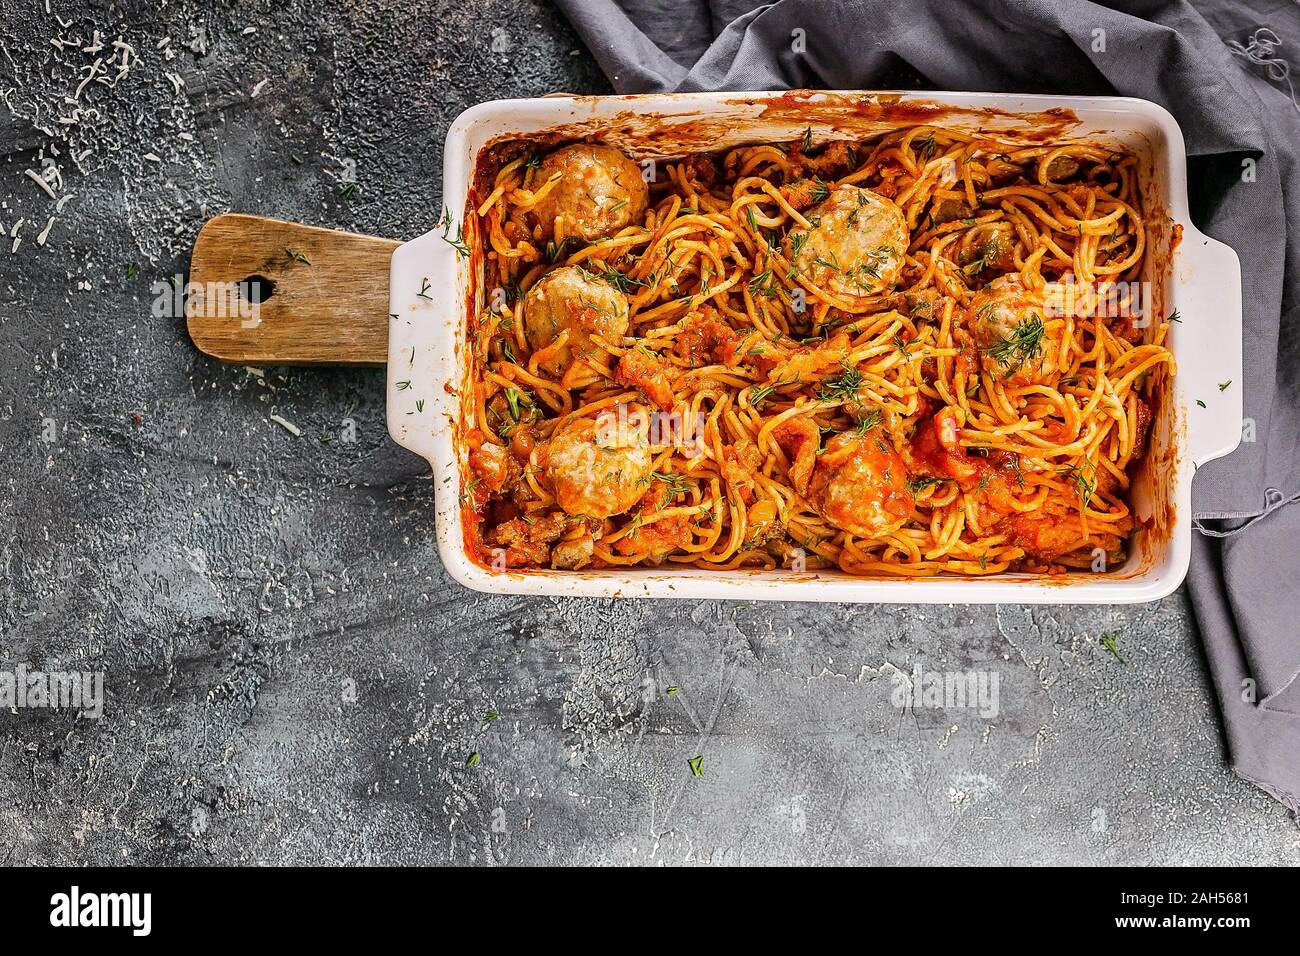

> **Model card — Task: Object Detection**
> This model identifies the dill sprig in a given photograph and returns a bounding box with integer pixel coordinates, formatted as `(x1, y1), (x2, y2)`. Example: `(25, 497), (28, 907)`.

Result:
(439, 207), (470, 258)
(1058, 461), (1097, 507)
(816, 364), (864, 402)
(583, 265), (646, 295)
(985, 313), (1045, 373)
(648, 471), (690, 496)
(851, 408), (883, 436)
(907, 474), (947, 493)
(749, 382), (780, 408)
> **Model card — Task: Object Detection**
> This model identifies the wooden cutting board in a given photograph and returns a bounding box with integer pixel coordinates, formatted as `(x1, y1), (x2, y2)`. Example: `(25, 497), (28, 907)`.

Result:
(187, 213), (400, 366)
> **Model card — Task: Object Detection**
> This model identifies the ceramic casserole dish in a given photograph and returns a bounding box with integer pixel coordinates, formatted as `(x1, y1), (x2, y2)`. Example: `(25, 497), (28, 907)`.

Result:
(386, 90), (1242, 603)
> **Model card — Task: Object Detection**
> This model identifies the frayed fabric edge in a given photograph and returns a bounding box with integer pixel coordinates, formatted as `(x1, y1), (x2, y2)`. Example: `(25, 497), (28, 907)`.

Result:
(1194, 486), (1300, 537)
(1233, 767), (1300, 814)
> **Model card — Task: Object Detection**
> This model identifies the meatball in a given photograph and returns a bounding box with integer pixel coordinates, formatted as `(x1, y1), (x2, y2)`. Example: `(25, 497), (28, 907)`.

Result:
(806, 430), (915, 538)
(522, 266), (629, 373)
(967, 275), (1058, 387)
(543, 413), (653, 519)
(529, 144), (649, 243)
(783, 185), (909, 299)
(1005, 511), (1132, 563)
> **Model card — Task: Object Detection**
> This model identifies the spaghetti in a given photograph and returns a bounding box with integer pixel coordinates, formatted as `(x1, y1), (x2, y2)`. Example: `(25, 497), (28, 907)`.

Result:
(459, 123), (1173, 577)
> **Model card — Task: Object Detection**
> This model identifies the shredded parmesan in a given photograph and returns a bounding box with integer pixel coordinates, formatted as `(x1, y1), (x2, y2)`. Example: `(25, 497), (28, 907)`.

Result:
(24, 168), (57, 199)
(36, 217), (55, 246)
(74, 58), (103, 99)
(251, 78), (270, 98)
(270, 414), (301, 436)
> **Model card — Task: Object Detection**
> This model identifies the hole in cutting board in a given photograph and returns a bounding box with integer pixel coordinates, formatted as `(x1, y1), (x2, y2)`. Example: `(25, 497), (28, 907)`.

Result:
(239, 274), (276, 305)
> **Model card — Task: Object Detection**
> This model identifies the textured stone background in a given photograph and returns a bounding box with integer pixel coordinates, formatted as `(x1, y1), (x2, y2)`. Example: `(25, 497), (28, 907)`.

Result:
(0, 0), (1296, 865)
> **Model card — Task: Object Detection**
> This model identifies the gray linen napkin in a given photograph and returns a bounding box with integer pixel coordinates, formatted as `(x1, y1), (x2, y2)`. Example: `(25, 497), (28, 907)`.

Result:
(553, 0), (1300, 807)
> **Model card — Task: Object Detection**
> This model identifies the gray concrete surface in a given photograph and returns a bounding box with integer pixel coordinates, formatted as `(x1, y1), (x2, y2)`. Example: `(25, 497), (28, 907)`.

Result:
(0, 0), (1296, 866)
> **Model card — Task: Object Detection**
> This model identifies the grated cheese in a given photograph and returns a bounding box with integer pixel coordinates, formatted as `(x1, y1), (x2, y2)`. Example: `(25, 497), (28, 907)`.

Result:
(74, 58), (103, 99)
(24, 168), (57, 199)
(270, 414), (301, 436)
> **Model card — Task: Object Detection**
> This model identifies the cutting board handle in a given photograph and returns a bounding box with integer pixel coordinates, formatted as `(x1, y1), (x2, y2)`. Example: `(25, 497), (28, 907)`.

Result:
(186, 213), (401, 366)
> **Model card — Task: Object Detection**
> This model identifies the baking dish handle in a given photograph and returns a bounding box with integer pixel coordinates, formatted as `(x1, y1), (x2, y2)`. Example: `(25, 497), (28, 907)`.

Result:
(386, 231), (458, 466)
(1179, 231), (1244, 468)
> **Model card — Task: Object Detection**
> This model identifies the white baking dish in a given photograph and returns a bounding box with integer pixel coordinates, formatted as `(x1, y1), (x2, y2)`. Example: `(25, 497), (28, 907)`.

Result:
(386, 90), (1242, 603)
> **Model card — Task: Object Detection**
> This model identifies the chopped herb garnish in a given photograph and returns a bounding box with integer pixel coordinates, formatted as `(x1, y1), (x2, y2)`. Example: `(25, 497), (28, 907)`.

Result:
(816, 364), (864, 402)
(811, 249), (841, 272)
(1100, 633), (1125, 663)
(687, 755), (704, 777)
(286, 247), (311, 264)
(787, 231), (809, 264)
(748, 269), (775, 297)
(546, 237), (574, 262)
(439, 212), (470, 258)
(1058, 461), (1096, 507)
(907, 474), (947, 493)
(749, 383), (779, 408)
(1218, 380), (1231, 391)
(590, 266), (646, 295)
(852, 408), (883, 436)
(985, 314), (1045, 373)
(458, 476), (481, 505)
